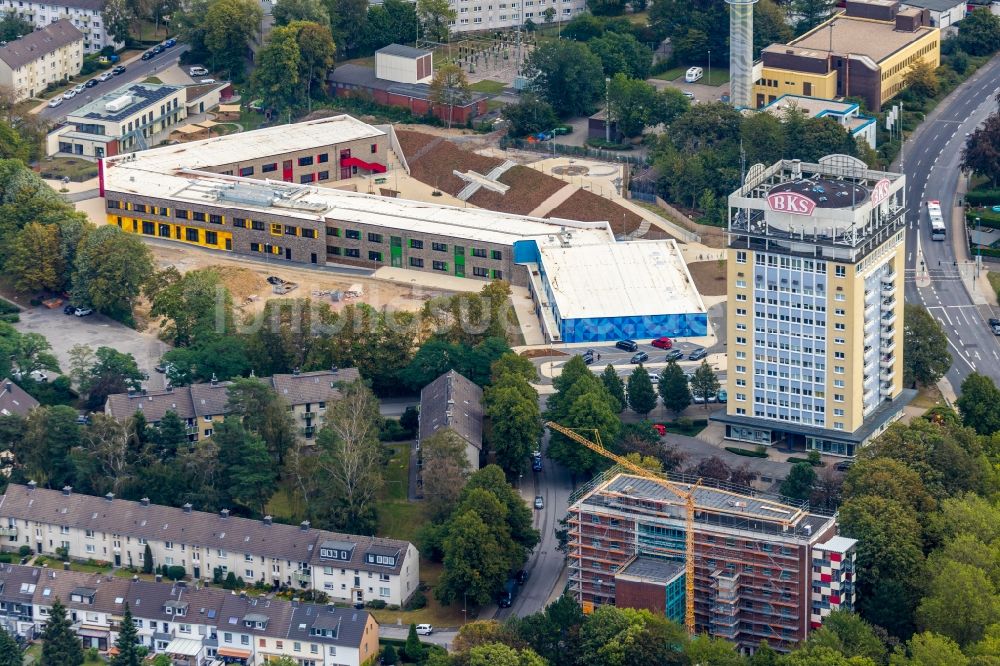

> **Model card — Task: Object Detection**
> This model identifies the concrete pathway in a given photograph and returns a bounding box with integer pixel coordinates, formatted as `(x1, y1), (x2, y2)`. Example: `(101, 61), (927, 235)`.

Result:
(528, 182), (578, 218)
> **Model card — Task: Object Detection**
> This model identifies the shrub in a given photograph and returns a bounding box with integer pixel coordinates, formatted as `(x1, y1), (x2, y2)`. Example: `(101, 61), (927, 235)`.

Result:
(383, 644), (398, 666)
(18, 546), (31, 557)
(366, 599), (387, 609)
(585, 137), (632, 150)
(725, 446), (768, 458)
(166, 565), (186, 581)
(403, 589), (427, 611)
(86, 647), (99, 661)
(0, 553), (12, 563)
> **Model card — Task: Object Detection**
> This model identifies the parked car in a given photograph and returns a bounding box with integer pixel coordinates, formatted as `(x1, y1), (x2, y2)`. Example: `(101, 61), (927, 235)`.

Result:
(112, 65), (126, 75)
(532, 456), (543, 472)
(630, 351), (649, 364)
(615, 339), (638, 352)
(75, 414), (91, 425)
(189, 66), (209, 76)
(416, 624), (433, 636)
(835, 460), (854, 472)
(72, 84), (86, 93)
(12, 369), (47, 383)
(47, 97), (63, 108)
(515, 569), (529, 584)
(141, 51), (154, 60)
(665, 349), (684, 361)
(63, 304), (77, 315)
(164, 38), (177, 48)
(717, 389), (728, 403)
(682, 91), (695, 101)
(649, 373), (659, 384)
(154, 362), (174, 374)
(581, 349), (595, 365)
(98, 71), (114, 81)
(534, 496), (544, 510)
(151, 44), (165, 54)
(85, 78), (99, 88)
(73, 307), (93, 317)
(684, 66), (703, 83)
(499, 579), (516, 608)
(651, 336), (673, 350)
(990, 318), (1000, 335)
(266, 275), (284, 285)
(688, 347), (707, 361)
(62, 90), (77, 100)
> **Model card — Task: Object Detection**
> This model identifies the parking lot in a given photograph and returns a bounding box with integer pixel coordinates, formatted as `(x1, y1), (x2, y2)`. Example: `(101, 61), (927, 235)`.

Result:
(15, 306), (171, 389)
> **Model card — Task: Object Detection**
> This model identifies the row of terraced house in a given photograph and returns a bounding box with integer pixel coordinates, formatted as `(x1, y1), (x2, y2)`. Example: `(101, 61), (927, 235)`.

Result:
(0, 484), (419, 612)
(0, 562), (379, 665)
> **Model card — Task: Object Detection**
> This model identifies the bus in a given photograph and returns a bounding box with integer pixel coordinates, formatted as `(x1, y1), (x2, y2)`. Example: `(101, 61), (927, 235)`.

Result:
(928, 200), (946, 241)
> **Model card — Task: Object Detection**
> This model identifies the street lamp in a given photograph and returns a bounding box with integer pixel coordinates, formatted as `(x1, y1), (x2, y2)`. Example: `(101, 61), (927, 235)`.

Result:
(707, 50), (711, 88)
(605, 77), (611, 143)
(977, 216), (982, 278)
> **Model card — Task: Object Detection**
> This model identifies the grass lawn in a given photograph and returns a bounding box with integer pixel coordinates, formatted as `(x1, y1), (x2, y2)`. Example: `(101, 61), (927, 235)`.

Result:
(38, 157), (99, 182)
(143, 76), (163, 84)
(651, 68), (730, 85)
(369, 560), (470, 627)
(652, 67), (686, 82)
(469, 79), (506, 94)
(911, 383), (944, 410)
(988, 271), (1000, 301)
(660, 420), (708, 437)
(239, 109), (269, 132)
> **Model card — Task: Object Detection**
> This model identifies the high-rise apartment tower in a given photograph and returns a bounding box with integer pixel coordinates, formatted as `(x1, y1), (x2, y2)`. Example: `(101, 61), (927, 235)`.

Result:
(726, 0), (758, 108)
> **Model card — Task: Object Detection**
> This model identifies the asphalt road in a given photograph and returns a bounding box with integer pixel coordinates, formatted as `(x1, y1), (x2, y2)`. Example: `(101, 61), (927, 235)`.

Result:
(38, 44), (191, 123)
(901, 54), (1000, 388)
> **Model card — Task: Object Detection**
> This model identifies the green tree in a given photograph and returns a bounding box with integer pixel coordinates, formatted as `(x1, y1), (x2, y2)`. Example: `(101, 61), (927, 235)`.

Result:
(204, 0), (264, 78)
(469, 643), (546, 666)
(382, 645), (399, 665)
(361, 0), (417, 54)
(626, 365), (657, 416)
(485, 376), (541, 476)
(586, 0), (626, 15)
(0, 625), (21, 666)
(502, 94), (559, 138)
(40, 598), (83, 666)
(658, 360), (691, 416)
(101, 0), (132, 45)
(903, 304), (951, 387)
(579, 606), (689, 666)
(405, 623), (425, 662)
(149, 410), (188, 461)
(421, 428), (472, 521)
(293, 20), (337, 105)
(806, 611), (887, 663)
(10, 331), (59, 379)
(689, 360), (719, 408)
(252, 25), (302, 112)
(417, 0), (454, 42)
(226, 377), (296, 466)
(917, 560), (1000, 647)
(430, 63), (471, 129)
(273, 0), (328, 25)
(904, 60), (939, 99)
(80, 346), (144, 411)
(891, 631), (970, 666)
(962, 111), (1000, 188)
(143, 543), (153, 574)
(110, 603), (141, 666)
(791, 0), (837, 32)
(607, 74), (663, 138)
(685, 634), (745, 666)
(0, 13), (33, 41)
(780, 462), (817, 500)
(6, 223), (64, 294)
(18, 405), (80, 488)
(601, 365), (626, 412)
(589, 31), (652, 79)
(523, 40), (605, 118)
(957, 8), (1000, 57)
(71, 225), (154, 324)
(957, 373), (1000, 436)
(462, 465), (539, 551)
(436, 510), (510, 606)
(150, 268), (230, 347)
(753, 0), (792, 57)
(741, 111), (786, 163)
(215, 417), (278, 515)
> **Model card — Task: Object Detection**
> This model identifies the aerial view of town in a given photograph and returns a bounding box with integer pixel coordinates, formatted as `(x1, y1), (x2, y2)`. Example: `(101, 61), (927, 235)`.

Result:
(0, 0), (997, 663)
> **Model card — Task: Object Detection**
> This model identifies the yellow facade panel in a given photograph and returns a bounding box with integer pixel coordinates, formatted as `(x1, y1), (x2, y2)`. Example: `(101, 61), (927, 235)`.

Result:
(108, 215), (233, 252)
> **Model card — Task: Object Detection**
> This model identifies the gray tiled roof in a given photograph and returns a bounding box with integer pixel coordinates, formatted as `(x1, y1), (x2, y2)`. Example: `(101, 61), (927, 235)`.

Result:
(418, 370), (483, 450)
(105, 368), (360, 423)
(0, 485), (411, 575)
(288, 603), (372, 647)
(0, 20), (82, 70)
(900, 0), (964, 10)
(0, 379), (39, 417)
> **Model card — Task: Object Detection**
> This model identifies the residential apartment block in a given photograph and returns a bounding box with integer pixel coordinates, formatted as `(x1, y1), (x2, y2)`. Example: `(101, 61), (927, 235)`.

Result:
(0, 19), (82, 102)
(104, 368), (361, 442)
(0, 0), (120, 53)
(418, 370), (483, 471)
(753, 0), (940, 111)
(567, 470), (858, 652)
(47, 82), (187, 158)
(443, 0), (587, 30)
(716, 156), (912, 457)
(0, 484), (419, 608)
(0, 564), (380, 666)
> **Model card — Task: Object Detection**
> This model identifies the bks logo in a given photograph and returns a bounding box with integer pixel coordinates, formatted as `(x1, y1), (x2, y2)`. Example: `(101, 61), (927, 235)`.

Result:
(767, 191), (816, 216)
(870, 178), (891, 206)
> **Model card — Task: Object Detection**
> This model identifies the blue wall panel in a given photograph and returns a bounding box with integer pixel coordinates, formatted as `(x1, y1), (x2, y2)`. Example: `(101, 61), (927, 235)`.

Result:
(560, 313), (708, 343)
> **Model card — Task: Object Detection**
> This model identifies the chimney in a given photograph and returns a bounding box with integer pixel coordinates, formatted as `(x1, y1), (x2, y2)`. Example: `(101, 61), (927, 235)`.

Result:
(210, 373), (218, 386)
(293, 367), (300, 376)
(300, 520), (310, 531)
(27, 480), (36, 490)
(220, 509), (230, 519)
(263, 516), (272, 526)
(141, 497), (150, 507)
(104, 493), (114, 502)
(62, 486), (72, 496)
(183, 503), (193, 513)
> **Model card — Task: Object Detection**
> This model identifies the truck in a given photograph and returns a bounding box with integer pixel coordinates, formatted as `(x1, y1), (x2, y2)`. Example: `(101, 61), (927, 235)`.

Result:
(498, 579), (517, 608)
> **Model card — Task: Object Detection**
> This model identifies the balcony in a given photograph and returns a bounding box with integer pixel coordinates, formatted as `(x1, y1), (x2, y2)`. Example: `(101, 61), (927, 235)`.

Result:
(882, 297), (896, 309)
(880, 338), (896, 354)
(879, 356), (894, 370)
(863, 389), (874, 402)
(881, 381), (893, 392)
(881, 284), (896, 298)
(0, 526), (16, 537)
(298, 410), (317, 420)
(881, 326), (895, 339)
(293, 569), (311, 585)
(880, 368), (895, 382)
(881, 312), (897, 327)
(864, 301), (876, 316)
(881, 272), (896, 285)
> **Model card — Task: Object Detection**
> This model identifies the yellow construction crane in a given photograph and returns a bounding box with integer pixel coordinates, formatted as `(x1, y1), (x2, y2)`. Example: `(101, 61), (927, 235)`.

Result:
(545, 421), (701, 634)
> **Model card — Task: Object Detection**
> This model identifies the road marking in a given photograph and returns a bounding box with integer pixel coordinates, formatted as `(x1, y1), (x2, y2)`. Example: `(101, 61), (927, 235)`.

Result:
(976, 350), (982, 361)
(940, 308), (953, 325)
(908, 252), (912, 261)
(946, 334), (977, 371)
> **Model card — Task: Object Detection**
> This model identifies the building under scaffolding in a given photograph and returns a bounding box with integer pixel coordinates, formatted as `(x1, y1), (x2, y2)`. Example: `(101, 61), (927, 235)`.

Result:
(566, 468), (857, 652)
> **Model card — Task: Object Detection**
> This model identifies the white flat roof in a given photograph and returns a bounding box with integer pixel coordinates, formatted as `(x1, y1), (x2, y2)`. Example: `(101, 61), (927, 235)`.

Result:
(539, 240), (706, 320)
(107, 115), (385, 172)
(815, 535), (858, 553)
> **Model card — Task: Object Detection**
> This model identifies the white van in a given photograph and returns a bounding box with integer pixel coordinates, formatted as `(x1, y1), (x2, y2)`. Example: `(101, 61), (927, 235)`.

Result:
(685, 66), (704, 83)
(416, 624), (433, 635)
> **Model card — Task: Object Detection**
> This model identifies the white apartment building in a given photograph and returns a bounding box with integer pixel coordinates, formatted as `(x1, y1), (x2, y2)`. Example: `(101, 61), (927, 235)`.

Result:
(0, 19), (82, 102)
(446, 0), (587, 31)
(0, 484), (420, 608)
(0, 0), (121, 53)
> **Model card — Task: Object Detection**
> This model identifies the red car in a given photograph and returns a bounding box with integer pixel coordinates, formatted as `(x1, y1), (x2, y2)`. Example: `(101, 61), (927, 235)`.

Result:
(651, 337), (673, 350)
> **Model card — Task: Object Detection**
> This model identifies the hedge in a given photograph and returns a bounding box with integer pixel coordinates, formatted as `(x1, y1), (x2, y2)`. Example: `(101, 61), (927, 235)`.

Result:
(967, 189), (1000, 207)
(968, 209), (1000, 226)
(725, 446), (768, 458)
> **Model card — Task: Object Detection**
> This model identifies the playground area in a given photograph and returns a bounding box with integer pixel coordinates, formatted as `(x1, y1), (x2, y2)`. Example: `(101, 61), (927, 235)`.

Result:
(418, 32), (536, 86)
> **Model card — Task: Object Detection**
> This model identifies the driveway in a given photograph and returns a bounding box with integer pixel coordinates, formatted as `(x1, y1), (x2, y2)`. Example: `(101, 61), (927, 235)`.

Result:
(15, 306), (170, 389)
